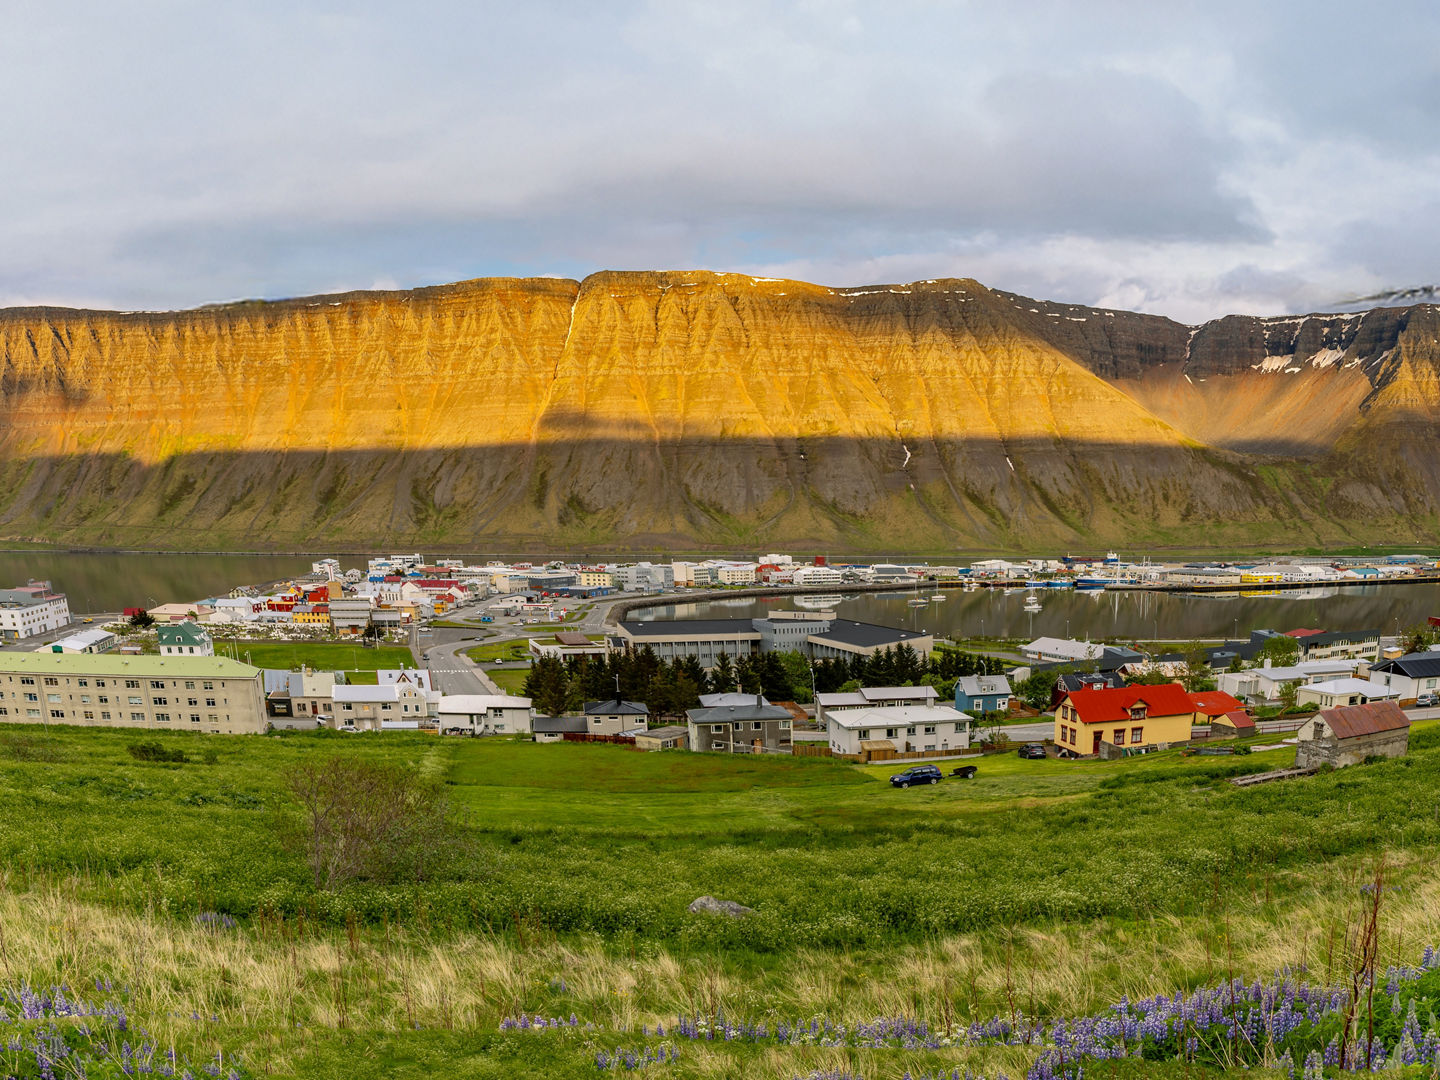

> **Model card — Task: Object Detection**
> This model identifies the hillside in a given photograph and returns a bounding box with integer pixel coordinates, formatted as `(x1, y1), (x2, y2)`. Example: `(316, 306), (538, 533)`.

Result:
(1, 271), (1438, 551)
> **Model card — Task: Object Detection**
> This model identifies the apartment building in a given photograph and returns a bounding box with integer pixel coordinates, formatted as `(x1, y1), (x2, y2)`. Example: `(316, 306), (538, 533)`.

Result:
(0, 653), (266, 734)
(0, 582), (71, 642)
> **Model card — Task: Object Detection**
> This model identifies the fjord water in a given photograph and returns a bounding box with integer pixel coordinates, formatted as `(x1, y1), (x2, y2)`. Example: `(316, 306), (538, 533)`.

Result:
(0, 551), (317, 612)
(651, 584), (1440, 641)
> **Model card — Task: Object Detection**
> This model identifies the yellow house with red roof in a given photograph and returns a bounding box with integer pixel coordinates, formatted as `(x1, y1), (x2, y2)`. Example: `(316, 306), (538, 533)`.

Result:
(1054, 682), (1197, 755)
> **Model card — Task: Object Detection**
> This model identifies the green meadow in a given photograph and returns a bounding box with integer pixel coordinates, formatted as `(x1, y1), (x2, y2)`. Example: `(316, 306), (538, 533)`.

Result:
(1, 724), (1439, 1078)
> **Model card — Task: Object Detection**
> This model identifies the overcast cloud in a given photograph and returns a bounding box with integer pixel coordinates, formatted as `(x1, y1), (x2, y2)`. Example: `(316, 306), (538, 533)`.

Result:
(1, 0), (1436, 321)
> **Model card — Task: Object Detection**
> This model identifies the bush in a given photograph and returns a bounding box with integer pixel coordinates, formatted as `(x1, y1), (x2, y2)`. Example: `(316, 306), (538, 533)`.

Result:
(126, 741), (186, 763)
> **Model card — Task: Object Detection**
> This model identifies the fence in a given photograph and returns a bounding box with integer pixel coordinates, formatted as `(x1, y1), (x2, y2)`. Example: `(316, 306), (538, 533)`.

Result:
(560, 732), (637, 746)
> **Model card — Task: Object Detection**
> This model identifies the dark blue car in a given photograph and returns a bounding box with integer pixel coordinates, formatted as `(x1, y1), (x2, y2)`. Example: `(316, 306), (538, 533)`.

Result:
(890, 765), (943, 788)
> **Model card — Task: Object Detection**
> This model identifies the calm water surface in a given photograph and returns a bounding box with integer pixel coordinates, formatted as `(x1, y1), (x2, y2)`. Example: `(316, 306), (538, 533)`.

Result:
(640, 584), (1440, 642)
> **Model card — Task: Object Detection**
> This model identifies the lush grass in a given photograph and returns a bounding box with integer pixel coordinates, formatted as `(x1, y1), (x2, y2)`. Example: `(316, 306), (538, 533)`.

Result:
(226, 641), (416, 672)
(487, 667), (529, 694)
(5, 722), (1440, 1078)
(465, 639), (531, 662)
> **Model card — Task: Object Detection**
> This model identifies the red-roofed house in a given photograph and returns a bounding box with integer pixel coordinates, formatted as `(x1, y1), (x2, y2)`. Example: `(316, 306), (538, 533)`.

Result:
(1210, 709), (1257, 739)
(1054, 682), (1196, 756)
(1295, 700), (1410, 769)
(1189, 690), (1244, 721)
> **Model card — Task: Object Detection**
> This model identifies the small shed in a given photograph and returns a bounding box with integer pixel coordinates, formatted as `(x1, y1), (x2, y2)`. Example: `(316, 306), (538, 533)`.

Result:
(1294, 700), (1410, 769)
(857, 739), (897, 762)
(1210, 710), (1256, 739)
(634, 725), (689, 751)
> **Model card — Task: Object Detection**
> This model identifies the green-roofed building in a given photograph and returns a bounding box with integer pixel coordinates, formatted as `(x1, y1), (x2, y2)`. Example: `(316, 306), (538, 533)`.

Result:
(0, 652), (267, 734)
(156, 621), (213, 657)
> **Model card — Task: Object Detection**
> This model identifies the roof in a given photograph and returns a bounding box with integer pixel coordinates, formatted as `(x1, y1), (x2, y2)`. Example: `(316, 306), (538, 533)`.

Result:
(0, 652), (258, 678)
(1056, 671), (1124, 693)
(584, 699), (649, 716)
(1284, 628), (1326, 638)
(1300, 678), (1399, 698)
(1217, 710), (1256, 729)
(1188, 690), (1244, 718)
(1318, 700), (1411, 740)
(553, 632), (594, 646)
(49, 628), (116, 648)
(809, 619), (929, 648)
(637, 725), (689, 739)
(156, 622), (209, 645)
(699, 692), (772, 707)
(1024, 637), (1103, 660)
(1371, 651), (1440, 679)
(1063, 683), (1196, 725)
(532, 715), (588, 733)
(826, 704), (971, 731)
(621, 619), (761, 637)
(858, 740), (897, 751)
(333, 684), (422, 703)
(1298, 628), (1380, 647)
(957, 675), (1012, 697)
(437, 694), (532, 712)
(687, 701), (794, 724)
(815, 691), (867, 708)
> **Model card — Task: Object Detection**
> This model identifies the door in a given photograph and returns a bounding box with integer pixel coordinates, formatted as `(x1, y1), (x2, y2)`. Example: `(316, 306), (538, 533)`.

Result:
(1092, 732), (1102, 754)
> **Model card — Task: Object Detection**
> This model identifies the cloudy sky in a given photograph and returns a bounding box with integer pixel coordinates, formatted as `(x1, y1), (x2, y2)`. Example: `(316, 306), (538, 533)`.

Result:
(2, 1), (1437, 321)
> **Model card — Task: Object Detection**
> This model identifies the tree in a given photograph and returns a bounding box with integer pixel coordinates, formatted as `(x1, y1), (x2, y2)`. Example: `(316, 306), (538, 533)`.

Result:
(1180, 642), (1217, 693)
(734, 654), (763, 695)
(523, 655), (570, 717)
(708, 652), (737, 695)
(1251, 635), (1300, 668)
(1399, 624), (1440, 656)
(1278, 680), (1299, 714)
(128, 610), (155, 630)
(1016, 669), (1059, 710)
(284, 758), (458, 891)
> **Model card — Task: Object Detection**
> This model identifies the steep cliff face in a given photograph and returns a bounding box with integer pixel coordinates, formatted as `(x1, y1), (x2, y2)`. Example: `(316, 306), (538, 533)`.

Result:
(0, 272), (1436, 552)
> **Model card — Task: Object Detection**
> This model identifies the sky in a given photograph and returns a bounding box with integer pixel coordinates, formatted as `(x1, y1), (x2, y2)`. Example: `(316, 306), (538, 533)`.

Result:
(2, 1), (1438, 322)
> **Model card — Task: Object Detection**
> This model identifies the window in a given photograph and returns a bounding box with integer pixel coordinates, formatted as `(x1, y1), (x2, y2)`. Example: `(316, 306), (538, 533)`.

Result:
(712, 741), (725, 750)
(202, 681), (214, 690)
(886, 728), (898, 738)
(23, 693), (36, 702)
(906, 726), (917, 736)
(83, 710), (94, 720)
(207, 714), (218, 724)
(77, 679), (88, 687)
(923, 725), (936, 734)
(190, 714), (201, 723)
(100, 711), (111, 720)
(187, 698), (197, 706)
(43, 677), (58, 687)
(80, 695), (91, 704)
(98, 695), (109, 704)
(205, 698), (216, 707)
(26, 708), (40, 718)
(95, 680), (106, 688)
(125, 680), (139, 689)
(152, 696), (168, 705)
(381, 704), (392, 711)
(1131, 727), (1143, 743)
(50, 710), (64, 719)
(128, 696), (142, 705)
(129, 712), (144, 722)
(46, 694), (60, 704)
(155, 713), (170, 722)
(1113, 729), (1125, 745)
(712, 724), (725, 733)
(185, 681), (195, 690)
(779, 719), (790, 729)
(19, 677), (34, 686)
(752, 721), (763, 730)
(343, 704), (353, 711)
(150, 681), (166, 689)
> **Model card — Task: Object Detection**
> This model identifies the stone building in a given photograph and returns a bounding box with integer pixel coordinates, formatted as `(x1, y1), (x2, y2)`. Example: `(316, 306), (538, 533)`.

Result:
(1294, 700), (1410, 769)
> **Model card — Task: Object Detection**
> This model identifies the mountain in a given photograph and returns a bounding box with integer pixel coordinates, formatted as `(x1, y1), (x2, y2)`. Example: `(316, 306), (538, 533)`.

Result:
(1326, 285), (1440, 313)
(0, 271), (1437, 553)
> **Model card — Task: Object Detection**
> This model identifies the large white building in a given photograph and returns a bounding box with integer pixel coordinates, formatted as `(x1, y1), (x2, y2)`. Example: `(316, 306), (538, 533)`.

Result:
(0, 582), (70, 642)
(436, 694), (533, 735)
(825, 702), (973, 757)
(791, 565), (844, 588)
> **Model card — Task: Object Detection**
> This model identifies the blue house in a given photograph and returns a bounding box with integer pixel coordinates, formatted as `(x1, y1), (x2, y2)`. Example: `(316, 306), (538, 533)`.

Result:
(954, 674), (1012, 715)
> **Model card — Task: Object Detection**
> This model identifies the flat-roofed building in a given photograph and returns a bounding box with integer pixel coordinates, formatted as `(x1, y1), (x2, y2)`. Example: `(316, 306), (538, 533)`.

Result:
(44, 628), (118, 655)
(612, 613), (932, 667)
(610, 619), (763, 664)
(0, 582), (70, 642)
(0, 652), (265, 734)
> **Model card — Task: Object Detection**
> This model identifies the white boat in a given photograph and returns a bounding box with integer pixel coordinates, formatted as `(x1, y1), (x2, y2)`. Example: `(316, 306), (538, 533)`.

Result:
(1023, 591), (1042, 613)
(929, 593), (946, 602)
(907, 598), (929, 607)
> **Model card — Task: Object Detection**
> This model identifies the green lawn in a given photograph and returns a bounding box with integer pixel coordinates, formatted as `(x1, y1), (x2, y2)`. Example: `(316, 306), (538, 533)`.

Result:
(227, 641), (416, 672)
(464, 639), (531, 662)
(486, 666), (529, 693)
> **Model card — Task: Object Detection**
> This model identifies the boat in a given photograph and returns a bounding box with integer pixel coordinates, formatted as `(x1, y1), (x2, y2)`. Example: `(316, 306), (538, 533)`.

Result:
(1075, 576), (1112, 588)
(1045, 580), (1073, 589)
(929, 593), (946, 602)
(907, 598), (928, 607)
(1023, 591), (1042, 613)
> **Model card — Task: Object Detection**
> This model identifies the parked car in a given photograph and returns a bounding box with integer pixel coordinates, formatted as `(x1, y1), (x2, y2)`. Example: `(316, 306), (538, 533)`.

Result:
(950, 765), (978, 779)
(1017, 743), (1047, 760)
(1417, 693), (1438, 707)
(890, 764), (943, 788)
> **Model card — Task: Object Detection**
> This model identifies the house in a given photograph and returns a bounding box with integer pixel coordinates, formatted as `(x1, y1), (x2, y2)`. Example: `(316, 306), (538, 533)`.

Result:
(1295, 678), (1400, 710)
(328, 598), (373, 635)
(1054, 682), (1196, 756)
(157, 622), (213, 657)
(265, 669), (338, 728)
(1188, 690), (1245, 724)
(436, 694), (533, 735)
(0, 582), (71, 642)
(531, 715), (589, 742)
(1022, 637), (1104, 664)
(814, 685), (938, 725)
(1294, 700), (1410, 769)
(954, 675), (1011, 715)
(45, 628), (118, 655)
(1293, 629), (1382, 662)
(634, 725), (690, 751)
(330, 681), (432, 731)
(611, 613), (932, 667)
(1217, 659), (1363, 704)
(528, 632), (607, 661)
(1369, 651), (1440, 704)
(581, 699), (649, 736)
(825, 702), (972, 759)
(686, 696), (793, 753)
(377, 668), (434, 692)
(1050, 671), (1125, 707)
(1209, 710), (1256, 739)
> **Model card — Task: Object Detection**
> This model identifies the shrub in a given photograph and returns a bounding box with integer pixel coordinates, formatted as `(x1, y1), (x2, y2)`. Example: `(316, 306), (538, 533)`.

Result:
(126, 740), (186, 763)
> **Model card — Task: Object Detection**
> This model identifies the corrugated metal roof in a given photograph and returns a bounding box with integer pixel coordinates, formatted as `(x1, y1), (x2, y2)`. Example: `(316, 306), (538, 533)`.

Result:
(1318, 700), (1411, 740)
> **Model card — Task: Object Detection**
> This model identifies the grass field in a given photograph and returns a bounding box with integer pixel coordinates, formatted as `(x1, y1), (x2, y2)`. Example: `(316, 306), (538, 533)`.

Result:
(222, 640), (416, 672)
(3, 723), (1440, 1078)
(486, 666), (529, 694)
(465, 639), (531, 663)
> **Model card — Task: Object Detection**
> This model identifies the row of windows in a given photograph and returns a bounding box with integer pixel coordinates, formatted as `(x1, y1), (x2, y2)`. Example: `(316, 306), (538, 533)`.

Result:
(10, 692), (221, 707)
(1059, 725), (1145, 746)
(1, 705), (225, 724)
(6, 675), (222, 690)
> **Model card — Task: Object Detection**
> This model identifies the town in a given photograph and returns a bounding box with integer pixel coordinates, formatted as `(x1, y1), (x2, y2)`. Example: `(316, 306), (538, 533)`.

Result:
(2, 549), (1437, 780)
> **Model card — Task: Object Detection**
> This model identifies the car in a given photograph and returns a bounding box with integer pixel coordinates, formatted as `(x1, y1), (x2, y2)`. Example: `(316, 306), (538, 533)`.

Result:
(889, 764), (943, 788)
(1017, 743), (1047, 760)
(1417, 693), (1439, 707)
(949, 765), (978, 779)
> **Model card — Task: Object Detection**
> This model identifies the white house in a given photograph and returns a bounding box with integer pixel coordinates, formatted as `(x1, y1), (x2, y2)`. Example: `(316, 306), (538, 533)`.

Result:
(1369, 651), (1440, 704)
(157, 622), (213, 657)
(1021, 637), (1104, 664)
(436, 694), (533, 735)
(791, 565), (844, 588)
(1217, 659), (1362, 704)
(43, 628), (117, 654)
(330, 681), (432, 731)
(826, 702), (973, 757)
(1295, 678), (1401, 710)
(815, 685), (939, 725)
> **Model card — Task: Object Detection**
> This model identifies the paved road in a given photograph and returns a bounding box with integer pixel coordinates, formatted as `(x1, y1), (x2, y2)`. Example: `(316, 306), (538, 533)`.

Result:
(995, 721), (1053, 742)
(422, 636), (502, 696)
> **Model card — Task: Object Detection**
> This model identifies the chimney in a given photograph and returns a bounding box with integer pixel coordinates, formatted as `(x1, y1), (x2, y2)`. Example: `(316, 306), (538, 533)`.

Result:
(1263, 658), (1271, 669)
(756, 693), (764, 708)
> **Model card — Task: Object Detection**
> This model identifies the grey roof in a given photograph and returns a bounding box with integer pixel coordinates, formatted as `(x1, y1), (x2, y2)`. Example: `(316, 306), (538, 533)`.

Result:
(621, 618), (761, 637)
(532, 715), (588, 733)
(1372, 651), (1440, 679)
(583, 698), (650, 716)
(957, 674), (1012, 697)
(687, 702), (794, 724)
(808, 619), (929, 648)
(1056, 671), (1124, 693)
(639, 725), (689, 739)
(1298, 628), (1380, 648)
(699, 692), (771, 707)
